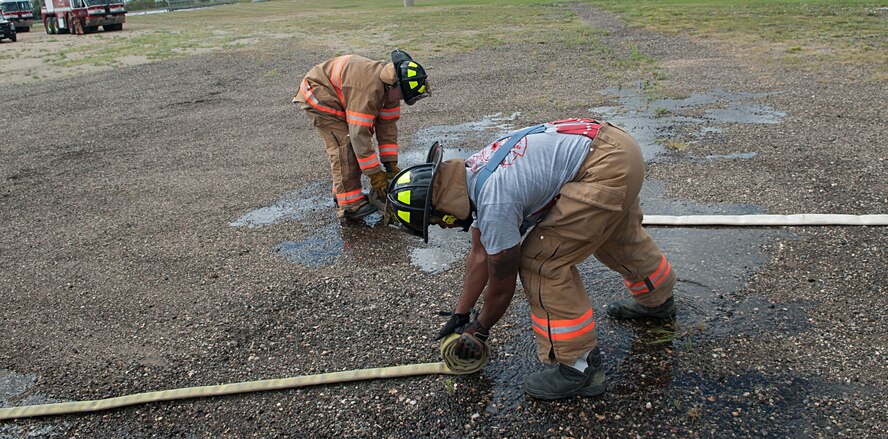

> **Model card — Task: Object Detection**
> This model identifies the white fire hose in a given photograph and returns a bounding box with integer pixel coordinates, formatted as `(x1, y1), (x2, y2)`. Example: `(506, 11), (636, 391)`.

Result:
(642, 214), (888, 226)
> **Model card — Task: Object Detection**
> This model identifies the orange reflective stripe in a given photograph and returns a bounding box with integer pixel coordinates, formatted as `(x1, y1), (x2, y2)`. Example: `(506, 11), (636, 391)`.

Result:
(548, 322), (596, 341)
(336, 188), (365, 205)
(530, 309), (595, 341)
(625, 256), (671, 294)
(346, 109), (374, 119)
(379, 144), (398, 157)
(626, 256), (667, 289)
(331, 55), (350, 106)
(552, 308), (594, 328)
(339, 196), (366, 206)
(378, 107), (401, 120)
(346, 110), (374, 127)
(300, 80), (346, 118)
(649, 256), (672, 287)
(357, 154), (380, 170)
(347, 119), (374, 127)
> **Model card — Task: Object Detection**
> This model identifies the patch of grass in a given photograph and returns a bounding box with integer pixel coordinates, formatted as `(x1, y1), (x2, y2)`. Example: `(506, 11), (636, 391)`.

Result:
(588, 0), (887, 75)
(15, 2), (641, 84)
(615, 43), (656, 72)
(657, 137), (691, 152)
(118, 1), (608, 58)
(44, 28), (257, 68)
(647, 321), (705, 349)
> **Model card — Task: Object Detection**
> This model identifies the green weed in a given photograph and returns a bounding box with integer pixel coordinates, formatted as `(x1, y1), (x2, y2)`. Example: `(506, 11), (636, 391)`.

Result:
(647, 321), (705, 349)
(443, 378), (455, 395)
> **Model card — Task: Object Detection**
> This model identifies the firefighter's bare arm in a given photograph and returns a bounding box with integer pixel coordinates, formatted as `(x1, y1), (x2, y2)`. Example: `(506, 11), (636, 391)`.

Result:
(436, 227), (485, 341)
(455, 227), (489, 315)
(449, 240), (519, 360)
(477, 244), (520, 330)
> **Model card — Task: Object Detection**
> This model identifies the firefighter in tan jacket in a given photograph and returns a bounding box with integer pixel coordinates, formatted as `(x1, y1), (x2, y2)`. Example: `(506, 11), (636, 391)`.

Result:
(386, 119), (676, 400)
(293, 50), (429, 220)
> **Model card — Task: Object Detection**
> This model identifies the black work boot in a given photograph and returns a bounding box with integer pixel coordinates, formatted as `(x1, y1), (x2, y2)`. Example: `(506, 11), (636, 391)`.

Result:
(606, 296), (676, 320)
(343, 202), (377, 221)
(524, 347), (606, 400)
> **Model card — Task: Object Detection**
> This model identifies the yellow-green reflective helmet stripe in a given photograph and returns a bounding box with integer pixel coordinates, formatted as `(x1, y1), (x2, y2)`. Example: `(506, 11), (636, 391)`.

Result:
(398, 210), (411, 222)
(398, 190), (411, 204)
(397, 171), (412, 185)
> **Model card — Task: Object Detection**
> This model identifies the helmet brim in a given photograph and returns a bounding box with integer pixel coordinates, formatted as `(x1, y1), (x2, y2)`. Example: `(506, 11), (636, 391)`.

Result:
(422, 142), (444, 243)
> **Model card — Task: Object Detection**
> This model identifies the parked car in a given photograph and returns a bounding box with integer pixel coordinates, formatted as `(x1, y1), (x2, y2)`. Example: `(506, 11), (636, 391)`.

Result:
(0, 14), (17, 42)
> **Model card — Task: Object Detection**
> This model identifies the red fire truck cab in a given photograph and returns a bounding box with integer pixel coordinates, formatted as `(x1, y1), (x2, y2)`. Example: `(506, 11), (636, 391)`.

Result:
(0, 0), (35, 32)
(42, 0), (124, 35)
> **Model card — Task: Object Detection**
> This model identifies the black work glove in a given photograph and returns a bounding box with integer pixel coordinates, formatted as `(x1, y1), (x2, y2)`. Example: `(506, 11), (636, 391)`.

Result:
(369, 170), (388, 200)
(384, 162), (401, 180)
(435, 312), (470, 341)
(453, 320), (490, 360)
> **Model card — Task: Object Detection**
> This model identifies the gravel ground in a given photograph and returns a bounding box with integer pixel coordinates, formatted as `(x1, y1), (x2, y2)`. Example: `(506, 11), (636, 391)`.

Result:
(1, 3), (886, 438)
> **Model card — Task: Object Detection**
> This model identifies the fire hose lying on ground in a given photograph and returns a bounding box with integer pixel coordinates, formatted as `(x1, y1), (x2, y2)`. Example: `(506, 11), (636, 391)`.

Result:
(1, 213), (886, 421)
(0, 334), (489, 421)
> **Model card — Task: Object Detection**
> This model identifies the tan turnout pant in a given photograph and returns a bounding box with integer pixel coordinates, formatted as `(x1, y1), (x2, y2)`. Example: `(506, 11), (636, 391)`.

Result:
(305, 110), (366, 217)
(519, 123), (675, 366)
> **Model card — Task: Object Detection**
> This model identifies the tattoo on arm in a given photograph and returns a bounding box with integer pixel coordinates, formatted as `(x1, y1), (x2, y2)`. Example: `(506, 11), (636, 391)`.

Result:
(488, 246), (520, 281)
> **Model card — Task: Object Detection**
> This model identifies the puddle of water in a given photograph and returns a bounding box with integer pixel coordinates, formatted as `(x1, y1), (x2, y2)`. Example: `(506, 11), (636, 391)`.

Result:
(408, 226), (472, 274)
(0, 368), (36, 405)
(407, 112), (522, 165)
(231, 181), (388, 268)
(705, 103), (785, 125)
(589, 87), (785, 161)
(230, 181), (334, 228)
(273, 224), (343, 267)
(704, 152), (758, 161)
(0, 368), (67, 436)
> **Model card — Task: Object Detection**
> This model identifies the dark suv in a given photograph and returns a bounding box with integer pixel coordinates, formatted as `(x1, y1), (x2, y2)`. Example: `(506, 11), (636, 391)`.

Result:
(0, 15), (16, 42)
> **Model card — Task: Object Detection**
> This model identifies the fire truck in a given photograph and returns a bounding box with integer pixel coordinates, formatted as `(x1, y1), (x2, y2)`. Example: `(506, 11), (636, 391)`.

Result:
(0, 0), (35, 32)
(42, 0), (124, 35)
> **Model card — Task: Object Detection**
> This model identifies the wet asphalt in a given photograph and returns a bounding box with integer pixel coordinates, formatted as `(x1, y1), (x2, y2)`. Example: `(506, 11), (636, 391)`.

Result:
(1, 4), (886, 438)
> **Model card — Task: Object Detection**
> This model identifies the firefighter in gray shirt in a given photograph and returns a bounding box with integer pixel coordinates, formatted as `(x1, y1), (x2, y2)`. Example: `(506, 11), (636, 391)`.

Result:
(388, 119), (676, 400)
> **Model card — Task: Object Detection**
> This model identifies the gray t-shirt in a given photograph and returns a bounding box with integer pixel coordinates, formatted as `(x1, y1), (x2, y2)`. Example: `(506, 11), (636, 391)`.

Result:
(466, 125), (592, 254)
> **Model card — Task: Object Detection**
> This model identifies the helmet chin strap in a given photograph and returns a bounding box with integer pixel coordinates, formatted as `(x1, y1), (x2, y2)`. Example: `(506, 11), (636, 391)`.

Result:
(430, 208), (474, 231)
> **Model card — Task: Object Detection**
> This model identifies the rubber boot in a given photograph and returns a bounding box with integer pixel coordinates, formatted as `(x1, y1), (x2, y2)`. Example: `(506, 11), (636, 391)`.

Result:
(343, 201), (377, 221)
(524, 347), (606, 400)
(606, 296), (676, 320)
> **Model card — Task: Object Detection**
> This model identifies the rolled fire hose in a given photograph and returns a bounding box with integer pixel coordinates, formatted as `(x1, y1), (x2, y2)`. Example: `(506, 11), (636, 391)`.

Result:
(0, 334), (489, 421)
